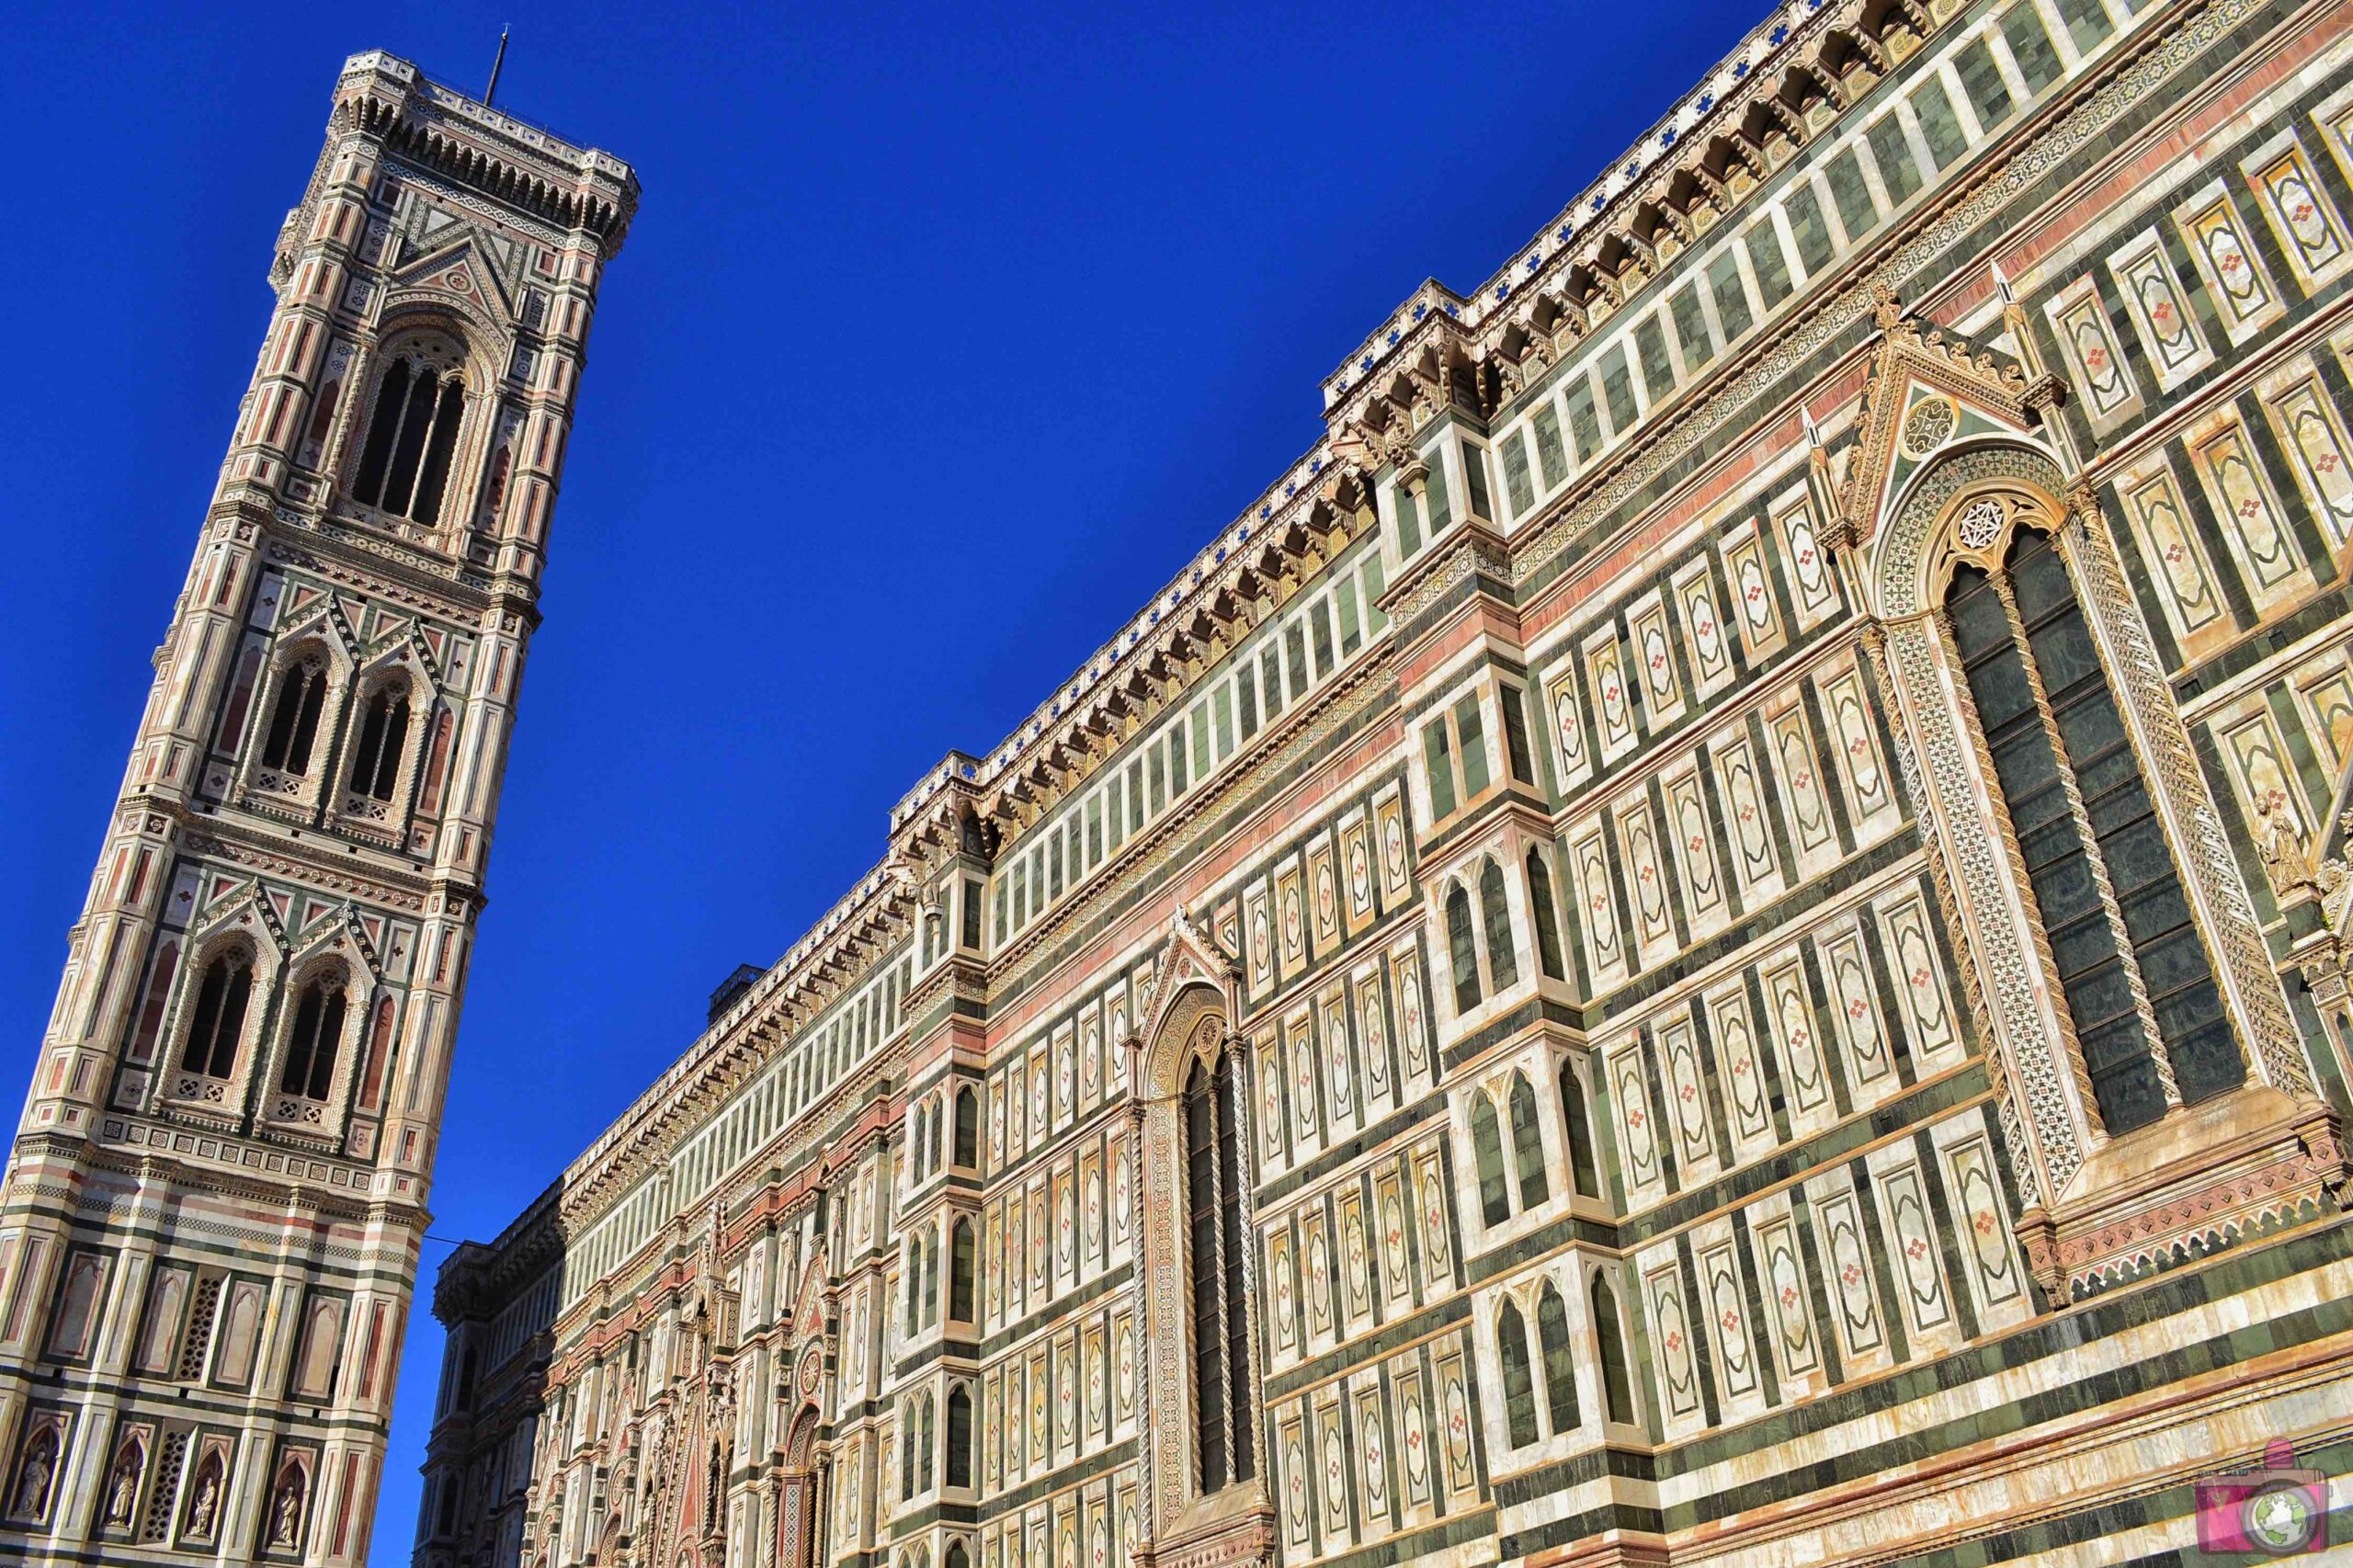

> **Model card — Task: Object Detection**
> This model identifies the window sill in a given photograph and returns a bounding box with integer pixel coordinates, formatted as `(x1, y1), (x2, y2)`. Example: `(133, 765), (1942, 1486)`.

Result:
(1161, 1481), (1273, 1556)
(2028, 1082), (2346, 1298)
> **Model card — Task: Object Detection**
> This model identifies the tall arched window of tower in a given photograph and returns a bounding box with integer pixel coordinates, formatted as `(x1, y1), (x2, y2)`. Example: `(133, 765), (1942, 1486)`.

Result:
(260, 653), (330, 778)
(350, 332), (470, 527)
(176, 946), (257, 1089)
(347, 679), (413, 804)
(277, 964), (351, 1108)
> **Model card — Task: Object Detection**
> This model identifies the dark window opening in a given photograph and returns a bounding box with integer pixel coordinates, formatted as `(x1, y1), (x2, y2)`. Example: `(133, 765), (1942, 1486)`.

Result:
(1593, 1276), (1635, 1425)
(280, 971), (347, 1099)
(946, 1386), (972, 1489)
(1446, 887), (1483, 1015)
(1943, 530), (2243, 1132)
(1481, 860), (1520, 992)
(1537, 1284), (1580, 1436)
(1471, 1092), (1510, 1226)
(1528, 851), (1567, 982)
(950, 1219), (975, 1321)
(1497, 1300), (1540, 1448)
(352, 355), (468, 525)
(1185, 1047), (1256, 1493)
(954, 1086), (979, 1166)
(348, 684), (411, 801)
(1559, 1061), (1601, 1199)
(1508, 1070), (1549, 1210)
(261, 661), (328, 776)
(183, 953), (254, 1078)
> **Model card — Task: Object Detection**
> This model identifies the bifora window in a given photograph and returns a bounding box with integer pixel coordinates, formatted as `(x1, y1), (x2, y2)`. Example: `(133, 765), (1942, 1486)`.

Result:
(347, 682), (412, 802)
(1942, 523), (2244, 1132)
(280, 968), (348, 1100)
(1184, 1045), (1256, 1493)
(261, 657), (329, 777)
(351, 337), (468, 524)
(182, 951), (255, 1078)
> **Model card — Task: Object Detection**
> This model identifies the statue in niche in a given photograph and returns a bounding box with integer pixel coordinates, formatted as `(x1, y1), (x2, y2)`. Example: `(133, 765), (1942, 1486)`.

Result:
(2255, 792), (2313, 898)
(267, 1464), (305, 1547)
(9, 1430), (57, 1521)
(186, 1465), (221, 1539)
(104, 1444), (142, 1526)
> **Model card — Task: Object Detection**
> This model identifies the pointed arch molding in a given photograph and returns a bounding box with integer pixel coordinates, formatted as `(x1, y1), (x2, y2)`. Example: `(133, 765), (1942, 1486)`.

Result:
(1861, 434), (2341, 1294)
(1121, 908), (1273, 1567)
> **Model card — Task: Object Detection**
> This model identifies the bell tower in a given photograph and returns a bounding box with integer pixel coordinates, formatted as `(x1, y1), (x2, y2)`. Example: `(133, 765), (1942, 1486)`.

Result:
(0, 51), (633, 1564)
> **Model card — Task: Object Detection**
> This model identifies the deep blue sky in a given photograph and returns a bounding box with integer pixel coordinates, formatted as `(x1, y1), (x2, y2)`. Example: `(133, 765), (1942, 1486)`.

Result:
(0, 2), (1758, 1558)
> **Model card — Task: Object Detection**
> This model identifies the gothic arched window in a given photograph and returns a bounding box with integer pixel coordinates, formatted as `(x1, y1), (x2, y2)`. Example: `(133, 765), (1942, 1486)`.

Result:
(280, 969), (348, 1100)
(1537, 1282), (1579, 1435)
(1469, 1092), (1509, 1226)
(1943, 526), (2245, 1131)
(1508, 1071), (1549, 1210)
(954, 1086), (979, 1167)
(900, 1403), (916, 1499)
(348, 682), (411, 802)
(1526, 850), (1566, 982)
(1559, 1061), (1600, 1200)
(1479, 859), (1520, 990)
(1445, 886), (1483, 1015)
(261, 658), (328, 776)
(1496, 1300), (1539, 1449)
(1183, 1047), (1256, 1494)
(918, 1392), (937, 1491)
(949, 1218), (975, 1322)
(352, 349), (468, 525)
(182, 951), (255, 1079)
(1592, 1276), (1634, 1426)
(946, 1385), (972, 1489)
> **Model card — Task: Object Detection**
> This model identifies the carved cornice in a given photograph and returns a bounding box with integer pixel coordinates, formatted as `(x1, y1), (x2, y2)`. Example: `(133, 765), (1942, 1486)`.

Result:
(1506, 0), (2229, 602)
(1326, 0), (1939, 427)
(332, 51), (638, 253)
(261, 522), (493, 623)
(180, 824), (433, 915)
(987, 644), (1397, 984)
(69, 1123), (421, 1229)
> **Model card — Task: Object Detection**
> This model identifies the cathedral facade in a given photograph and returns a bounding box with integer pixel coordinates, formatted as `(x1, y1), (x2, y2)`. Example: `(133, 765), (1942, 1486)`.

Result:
(0, 51), (633, 1568)
(383, 0), (2353, 1563)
